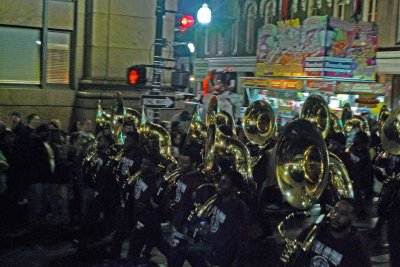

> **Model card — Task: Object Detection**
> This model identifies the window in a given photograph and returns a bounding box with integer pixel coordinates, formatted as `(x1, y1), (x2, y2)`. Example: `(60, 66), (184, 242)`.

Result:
(230, 20), (239, 55)
(362, 0), (377, 22)
(217, 33), (224, 56)
(245, 4), (256, 53)
(47, 31), (71, 84)
(264, 1), (275, 24)
(204, 28), (210, 56)
(0, 27), (41, 84)
(333, 0), (347, 20)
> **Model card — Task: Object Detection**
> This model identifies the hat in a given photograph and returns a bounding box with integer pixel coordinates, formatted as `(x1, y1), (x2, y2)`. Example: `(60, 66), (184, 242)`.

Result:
(9, 111), (21, 117)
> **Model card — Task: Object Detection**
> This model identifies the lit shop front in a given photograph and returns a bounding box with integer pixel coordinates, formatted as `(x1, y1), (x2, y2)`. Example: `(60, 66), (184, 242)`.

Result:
(239, 16), (389, 125)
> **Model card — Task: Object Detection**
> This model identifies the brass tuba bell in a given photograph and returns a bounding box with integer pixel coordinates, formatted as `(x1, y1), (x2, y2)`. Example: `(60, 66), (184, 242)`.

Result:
(300, 94), (331, 139)
(275, 119), (329, 210)
(327, 152), (354, 200)
(381, 107), (400, 155)
(378, 105), (390, 136)
(139, 109), (178, 169)
(184, 107), (207, 148)
(243, 100), (276, 147)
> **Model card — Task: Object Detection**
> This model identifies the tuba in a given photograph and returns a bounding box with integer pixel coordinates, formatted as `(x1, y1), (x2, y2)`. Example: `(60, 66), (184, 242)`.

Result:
(329, 112), (344, 135)
(206, 95), (219, 127)
(215, 110), (237, 137)
(276, 119), (354, 265)
(125, 107), (141, 130)
(111, 92), (126, 144)
(139, 108), (178, 170)
(204, 116), (253, 183)
(381, 107), (400, 155)
(275, 119), (329, 210)
(184, 107), (207, 148)
(243, 100), (277, 166)
(300, 94), (331, 139)
(96, 100), (111, 131)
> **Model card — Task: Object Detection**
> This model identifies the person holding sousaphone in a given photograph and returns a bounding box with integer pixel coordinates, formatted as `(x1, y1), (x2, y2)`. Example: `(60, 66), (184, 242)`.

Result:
(293, 198), (371, 267)
(167, 145), (208, 267)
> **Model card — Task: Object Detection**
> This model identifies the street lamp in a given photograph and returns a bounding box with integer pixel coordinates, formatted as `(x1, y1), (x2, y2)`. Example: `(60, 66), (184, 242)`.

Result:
(197, 3), (212, 25)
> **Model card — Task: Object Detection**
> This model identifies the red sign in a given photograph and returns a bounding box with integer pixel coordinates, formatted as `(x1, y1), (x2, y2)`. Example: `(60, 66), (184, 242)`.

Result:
(305, 80), (335, 93)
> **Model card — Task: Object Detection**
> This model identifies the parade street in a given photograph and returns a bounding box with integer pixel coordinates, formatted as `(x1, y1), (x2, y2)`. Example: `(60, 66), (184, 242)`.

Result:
(0, 195), (390, 267)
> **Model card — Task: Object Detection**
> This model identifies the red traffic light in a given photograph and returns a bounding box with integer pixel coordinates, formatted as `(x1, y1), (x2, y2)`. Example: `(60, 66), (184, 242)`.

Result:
(127, 65), (146, 86)
(179, 15), (195, 32)
(128, 69), (139, 84)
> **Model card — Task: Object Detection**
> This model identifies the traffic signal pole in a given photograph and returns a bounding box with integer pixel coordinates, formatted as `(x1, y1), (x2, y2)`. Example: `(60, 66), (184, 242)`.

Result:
(150, 0), (166, 123)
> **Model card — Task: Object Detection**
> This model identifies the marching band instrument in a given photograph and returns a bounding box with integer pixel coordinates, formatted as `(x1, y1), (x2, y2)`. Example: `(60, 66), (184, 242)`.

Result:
(206, 95), (219, 127)
(243, 100), (276, 147)
(344, 115), (370, 137)
(378, 105), (390, 135)
(184, 108), (207, 148)
(243, 100), (277, 167)
(96, 100), (111, 131)
(111, 92), (126, 143)
(300, 94), (331, 139)
(275, 119), (329, 210)
(330, 112), (344, 135)
(204, 116), (253, 182)
(341, 103), (352, 126)
(215, 110), (237, 137)
(278, 212), (332, 265)
(125, 107), (141, 129)
(139, 112), (178, 169)
(381, 107), (400, 155)
(327, 152), (354, 200)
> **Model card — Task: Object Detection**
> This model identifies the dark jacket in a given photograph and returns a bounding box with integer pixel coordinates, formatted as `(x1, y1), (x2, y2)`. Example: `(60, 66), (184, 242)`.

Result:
(28, 136), (56, 184)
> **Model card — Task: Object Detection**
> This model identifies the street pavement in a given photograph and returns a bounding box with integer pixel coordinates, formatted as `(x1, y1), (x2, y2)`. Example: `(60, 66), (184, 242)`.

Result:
(0, 196), (391, 267)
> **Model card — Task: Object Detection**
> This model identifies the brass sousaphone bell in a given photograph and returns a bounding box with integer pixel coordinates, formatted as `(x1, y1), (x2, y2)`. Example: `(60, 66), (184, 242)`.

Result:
(381, 106), (400, 155)
(378, 105), (390, 136)
(243, 100), (276, 147)
(300, 94), (331, 139)
(275, 119), (329, 210)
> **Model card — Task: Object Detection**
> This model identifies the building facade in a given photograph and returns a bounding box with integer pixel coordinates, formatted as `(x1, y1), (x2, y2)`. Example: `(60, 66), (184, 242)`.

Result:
(0, 0), (178, 129)
(194, 0), (400, 109)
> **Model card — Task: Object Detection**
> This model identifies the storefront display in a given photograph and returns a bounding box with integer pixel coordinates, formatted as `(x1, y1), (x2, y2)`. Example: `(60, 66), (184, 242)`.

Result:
(241, 15), (387, 124)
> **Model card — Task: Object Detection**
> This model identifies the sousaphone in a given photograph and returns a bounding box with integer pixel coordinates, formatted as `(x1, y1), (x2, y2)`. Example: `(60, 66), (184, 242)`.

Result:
(275, 119), (329, 210)
(381, 107), (400, 155)
(300, 94), (331, 139)
(243, 100), (276, 147)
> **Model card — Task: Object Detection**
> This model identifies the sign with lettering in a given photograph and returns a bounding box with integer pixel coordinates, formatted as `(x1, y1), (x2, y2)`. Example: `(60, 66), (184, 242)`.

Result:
(141, 95), (175, 108)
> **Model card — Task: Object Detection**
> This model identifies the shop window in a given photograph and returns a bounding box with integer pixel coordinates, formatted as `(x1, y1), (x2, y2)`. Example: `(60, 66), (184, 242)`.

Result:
(362, 0), (377, 22)
(47, 31), (70, 84)
(217, 33), (224, 56)
(0, 26), (41, 84)
(245, 4), (256, 53)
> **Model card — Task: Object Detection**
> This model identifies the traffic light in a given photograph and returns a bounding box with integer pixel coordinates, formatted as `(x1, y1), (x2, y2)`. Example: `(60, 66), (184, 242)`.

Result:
(174, 14), (195, 57)
(127, 65), (146, 86)
(177, 15), (195, 32)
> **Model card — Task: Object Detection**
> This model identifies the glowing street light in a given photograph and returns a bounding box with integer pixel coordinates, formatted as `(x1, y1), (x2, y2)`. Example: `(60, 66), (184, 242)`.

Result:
(197, 3), (212, 25)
